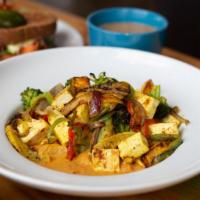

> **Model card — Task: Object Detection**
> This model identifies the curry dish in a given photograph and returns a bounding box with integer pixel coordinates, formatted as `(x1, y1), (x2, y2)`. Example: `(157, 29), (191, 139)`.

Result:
(5, 72), (189, 175)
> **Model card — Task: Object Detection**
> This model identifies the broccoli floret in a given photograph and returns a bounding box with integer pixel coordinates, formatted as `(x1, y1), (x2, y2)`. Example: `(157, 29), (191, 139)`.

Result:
(20, 87), (42, 110)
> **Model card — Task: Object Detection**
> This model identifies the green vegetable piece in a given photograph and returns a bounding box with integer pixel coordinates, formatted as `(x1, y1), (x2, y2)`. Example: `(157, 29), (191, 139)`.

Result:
(126, 84), (135, 100)
(5, 125), (38, 161)
(47, 117), (66, 143)
(98, 118), (113, 143)
(149, 85), (160, 99)
(153, 149), (174, 164)
(99, 113), (113, 122)
(31, 92), (53, 107)
(65, 78), (72, 87)
(153, 137), (183, 164)
(169, 137), (183, 150)
(89, 72), (117, 86)
(154, 103), (171, 119)
(148, 85), (167, 104)
(112, 104), (130, 133)
(151, 134), (179, 141)
(21, 87), (42, 110)
(0, 10), (27, 28)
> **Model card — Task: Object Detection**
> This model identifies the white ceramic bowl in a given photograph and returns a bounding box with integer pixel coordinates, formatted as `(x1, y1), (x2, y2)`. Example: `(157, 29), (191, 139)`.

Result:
(0, 47), (199, 197)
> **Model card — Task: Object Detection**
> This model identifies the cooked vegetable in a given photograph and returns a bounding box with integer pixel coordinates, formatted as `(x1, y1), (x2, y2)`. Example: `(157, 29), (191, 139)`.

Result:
(5, 125), (38, 161)
(47, 117), (66, 143)
(171, 107), (190, 125)
(153, 138), (183, 164)
(67, 128), (76, 160)
(31, 92), (53, 108)
(112, 104), (130, 133)
(21, 87), (42, 110)
(141, 79), (154, 95)
(5, 72), (189, 176)
(98, 117), (113, 142)
(141, 119), (157, 138)
(127, 99), (146, 131)
(142, 80), (167, 104)
(89, 72), (116, 86)
(61, 92), (92, 116)
(89, 91), (102, 117)
(154, 103), (171, 119)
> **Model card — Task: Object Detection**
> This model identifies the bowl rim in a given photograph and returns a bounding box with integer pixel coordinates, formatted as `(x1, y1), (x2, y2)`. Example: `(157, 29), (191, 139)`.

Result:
(87, 7), (169, 37)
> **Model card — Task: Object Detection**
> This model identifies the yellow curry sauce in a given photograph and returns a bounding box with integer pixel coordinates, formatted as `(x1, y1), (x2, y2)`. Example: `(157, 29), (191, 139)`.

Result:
(38, 148), (144, 175)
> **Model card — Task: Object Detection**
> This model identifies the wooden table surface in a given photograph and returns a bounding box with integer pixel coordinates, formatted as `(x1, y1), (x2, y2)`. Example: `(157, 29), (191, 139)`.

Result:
(1, 0), (200, 199)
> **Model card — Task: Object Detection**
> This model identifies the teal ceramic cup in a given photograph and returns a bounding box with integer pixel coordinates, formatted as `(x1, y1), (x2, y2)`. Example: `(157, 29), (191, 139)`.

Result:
(87, 7), (168, 53)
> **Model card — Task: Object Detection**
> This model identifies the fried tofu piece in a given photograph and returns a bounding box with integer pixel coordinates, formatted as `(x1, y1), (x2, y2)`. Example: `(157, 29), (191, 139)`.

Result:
(134, 92), (159, 119)
(54, 120), (69, 145)
(21, 119), (48, 143)
(162, 115), (181, 127)
(48, 110), (69, 145)
(71, 77), (90, 93)
(92, 148), (120, 172)
(149, 123), (179, 140)
(17, 119), (29, 136)
(48, 109), (64, 125)
(118, 132), (149, 159)
(74, 104), (89, 123)
(52, 87), (73, 110)
(35, 143), (67, 162)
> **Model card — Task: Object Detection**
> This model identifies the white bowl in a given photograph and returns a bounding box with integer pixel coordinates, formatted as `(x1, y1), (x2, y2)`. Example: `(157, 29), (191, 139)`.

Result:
(0, 47), (199, 197)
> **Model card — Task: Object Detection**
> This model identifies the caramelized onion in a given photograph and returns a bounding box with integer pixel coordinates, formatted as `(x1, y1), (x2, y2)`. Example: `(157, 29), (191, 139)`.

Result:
(61, 92), (92, 116)
(127, 99), (146, 131)
(89, 91), (102, 117)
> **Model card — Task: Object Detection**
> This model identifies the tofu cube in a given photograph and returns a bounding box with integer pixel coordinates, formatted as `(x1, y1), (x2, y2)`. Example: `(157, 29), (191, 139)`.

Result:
(134, 92), (159, 119)
(74, 104), (89, 123)
(149, 123), (179, 140)
(48, 110), (69, 145)
(72, 77), (90, 91)
(92, 149), (120, 172)
(48, 110), (65, 125)
(118, 132), (149, 159)
(52, 88), (73, 110)
(54, 120), (69, 145)
(21, 119), (48, 143)
(17, 119), (29, 136)
(162, 115), (181, 126)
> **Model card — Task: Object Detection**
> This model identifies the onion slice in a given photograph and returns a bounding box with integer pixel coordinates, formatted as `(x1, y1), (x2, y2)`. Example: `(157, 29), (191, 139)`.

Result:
(89, 91), (102, 117)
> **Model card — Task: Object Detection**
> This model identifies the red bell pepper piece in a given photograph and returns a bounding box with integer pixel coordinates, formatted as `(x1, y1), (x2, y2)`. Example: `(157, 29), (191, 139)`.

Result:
(141, 119), (157, 138)
(67, 128), (76, 160)
(42, 115), (48, 122)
